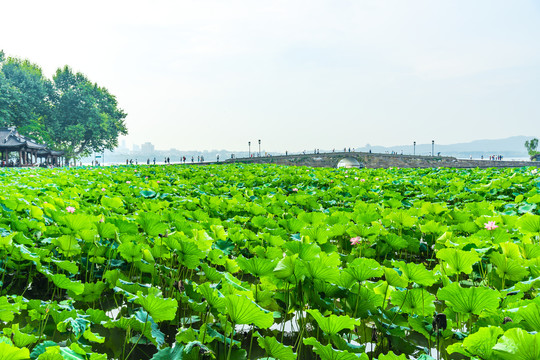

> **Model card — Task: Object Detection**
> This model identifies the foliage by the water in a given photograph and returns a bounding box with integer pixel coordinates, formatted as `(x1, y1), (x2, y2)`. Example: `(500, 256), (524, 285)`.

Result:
(0, 164), (539, 359)
(0, 50), (127, 159)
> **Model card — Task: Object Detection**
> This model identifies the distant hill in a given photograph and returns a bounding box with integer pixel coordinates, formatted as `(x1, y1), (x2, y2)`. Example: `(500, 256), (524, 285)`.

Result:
(357, 136), (537, 159)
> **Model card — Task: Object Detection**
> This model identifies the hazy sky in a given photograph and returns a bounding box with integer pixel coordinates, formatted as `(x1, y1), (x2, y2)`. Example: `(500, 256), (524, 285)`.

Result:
(2, 0), (539, 152)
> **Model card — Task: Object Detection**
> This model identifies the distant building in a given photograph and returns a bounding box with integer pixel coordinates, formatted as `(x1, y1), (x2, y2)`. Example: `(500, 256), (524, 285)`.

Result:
(132, 144), (140, 152)
(141, 142), (155, 153)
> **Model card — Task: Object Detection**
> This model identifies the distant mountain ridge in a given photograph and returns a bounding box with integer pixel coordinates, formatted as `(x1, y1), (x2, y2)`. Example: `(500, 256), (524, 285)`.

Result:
(356, 136), (537, 159)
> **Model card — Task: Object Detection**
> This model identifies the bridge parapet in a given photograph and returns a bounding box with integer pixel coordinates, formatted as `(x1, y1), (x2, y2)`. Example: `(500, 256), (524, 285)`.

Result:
(224, 151), (538, 169)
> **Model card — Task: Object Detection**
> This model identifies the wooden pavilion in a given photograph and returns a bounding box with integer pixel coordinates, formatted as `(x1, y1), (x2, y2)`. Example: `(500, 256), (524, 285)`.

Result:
(0, 127), (65, 167)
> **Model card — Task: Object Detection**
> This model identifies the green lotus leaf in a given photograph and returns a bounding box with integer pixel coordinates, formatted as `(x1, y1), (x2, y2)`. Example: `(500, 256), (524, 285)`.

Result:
(0, 297), (22, 322)
(384, 268), (408, 288)
(95, 222), (117, 239)
(273, 254), (299, 280)
(224, 294), (273, 328)
(282, 241), (321, 261)
(175, 240), (205, 269)
(257, 336), (297, 360)
(436, 248), (480, 276)
(117, 241), (144, 263)
(36, 346), (84, 360)
(303, 337), (367, 360)
(348, 285), (384, 319)
(150, 341), (212, 360)
(0, 232), (15, 249)
(384, 234), (408, 251)
(391, 288), (435, 316)
(517, 302), (540, 331)
(491, 252), (529, 282)
(298, 212), (327, 227)
(517, 214), (540, 234)
(50, 259), (78, 274)
(137, 212), (168, 236)
(237, 256), (276, 277)
(61, 214), (93, 233)
(301, 226), (330, 244)
(437, 282), (500, 316)
(106, 309), (165, 346)
(100, 196), (124, 209)
(52, 235), (81, 257)
(50, 274), (84, 295)
(140, 190), (157, 199)
(1, 324), (38, 348)
(197, 283), (226, 311)
(302, 255), (340, 283)
(307, 309), (361, 335)
(345, 258), (383, 283)
(134, 289), (178, 322)
(392, 261), (437, 287)
(71, 281), (107, 302)
(0, 341), (31, 360)
(377, 352), (407, 360)
(57, 315), (90, 340)
(387, 211), (416, 228)
(447, 326), (503, 358)
(493, 328), (540, 360)
(420, 220), (448, 235)
(29, 341), (57, 360)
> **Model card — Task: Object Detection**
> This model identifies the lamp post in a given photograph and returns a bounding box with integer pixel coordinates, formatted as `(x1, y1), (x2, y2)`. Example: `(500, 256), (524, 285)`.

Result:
(248, 141), (251, 158)
(413, 141), (416, 156)
(258, 139), (261, 157)
(432, 140), (435, 156)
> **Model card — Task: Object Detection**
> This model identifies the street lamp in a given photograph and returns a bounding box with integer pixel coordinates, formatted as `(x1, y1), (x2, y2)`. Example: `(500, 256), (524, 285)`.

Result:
(413, 141), (416, 156)
(258, 139), (261, 157)
(432, 140), (435, 156)
(248, 141), (251, 158)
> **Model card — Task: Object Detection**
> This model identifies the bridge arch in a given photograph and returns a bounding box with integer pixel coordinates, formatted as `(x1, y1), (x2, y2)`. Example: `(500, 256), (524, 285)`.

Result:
(336, 157), (364, 169)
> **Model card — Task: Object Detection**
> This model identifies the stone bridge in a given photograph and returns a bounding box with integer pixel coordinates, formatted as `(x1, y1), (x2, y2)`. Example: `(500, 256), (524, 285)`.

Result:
(224, 151), (538, 169)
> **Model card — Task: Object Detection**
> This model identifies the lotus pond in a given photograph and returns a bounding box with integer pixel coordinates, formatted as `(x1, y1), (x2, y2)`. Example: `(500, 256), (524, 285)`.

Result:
(0, 164), (539, 360)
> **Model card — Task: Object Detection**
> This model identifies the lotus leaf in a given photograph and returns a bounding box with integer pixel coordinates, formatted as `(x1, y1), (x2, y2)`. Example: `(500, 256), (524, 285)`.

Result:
(307, 309), (361, 335)
(437, 282), (500, 316)
(493, 328), (540, 360)
(257, 336), (297, 360)
(303, 337), (368, 360)
(224, 294), (274, 328)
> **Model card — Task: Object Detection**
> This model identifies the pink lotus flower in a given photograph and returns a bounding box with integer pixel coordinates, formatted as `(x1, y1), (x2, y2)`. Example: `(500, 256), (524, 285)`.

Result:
(484, 221), (498, 231)
(126, 181), (131, 184)
(156, 180), (160, 183)
(355, 177), (359, 180)
(66, 206), (76, 213)
(360, 179), (366, 182)
(292, 188), (298, 192)
(99, 217), (105, 223)
(350, 236), (361, 245)
(101, 188), (106, 191)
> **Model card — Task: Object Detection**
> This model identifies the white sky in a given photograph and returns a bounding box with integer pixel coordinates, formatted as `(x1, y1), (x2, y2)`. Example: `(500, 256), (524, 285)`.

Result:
(1, 0), (539, 152)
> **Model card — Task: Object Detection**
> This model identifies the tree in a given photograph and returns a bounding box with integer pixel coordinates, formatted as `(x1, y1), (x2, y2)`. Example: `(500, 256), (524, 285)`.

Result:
(0, 57), (52, 143)
(525, 138), (539, 158)
(47, 66), (127, 160)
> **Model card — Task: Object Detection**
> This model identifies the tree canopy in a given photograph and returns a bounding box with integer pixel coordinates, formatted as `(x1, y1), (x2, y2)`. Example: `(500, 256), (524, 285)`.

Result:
(524, 138), (539, 158)
(0, 51), (127, 159)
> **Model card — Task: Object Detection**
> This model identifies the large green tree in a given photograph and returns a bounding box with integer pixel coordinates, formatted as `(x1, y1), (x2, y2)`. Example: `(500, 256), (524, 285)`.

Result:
(0, 56), (52, 143)
(525, 138), (539, 158)
(0, 51), (128, 160)
(48, 66), (127, 159)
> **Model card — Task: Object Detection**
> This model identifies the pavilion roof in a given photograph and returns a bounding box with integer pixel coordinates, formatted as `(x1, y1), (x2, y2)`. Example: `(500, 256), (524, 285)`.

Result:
(0, 127), (63, 155)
